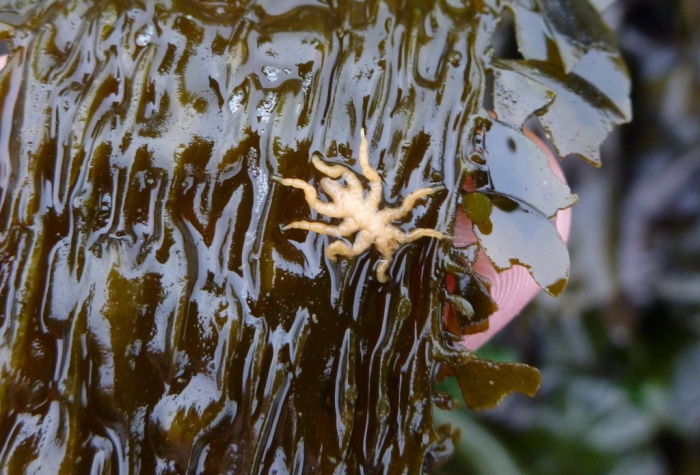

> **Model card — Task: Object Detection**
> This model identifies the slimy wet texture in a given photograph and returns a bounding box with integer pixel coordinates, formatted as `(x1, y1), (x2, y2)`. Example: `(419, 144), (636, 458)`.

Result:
(0, 1), (629, 473)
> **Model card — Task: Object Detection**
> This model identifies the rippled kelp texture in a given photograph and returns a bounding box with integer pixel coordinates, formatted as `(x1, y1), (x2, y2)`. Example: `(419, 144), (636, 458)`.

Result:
(0, 0), (629, 473)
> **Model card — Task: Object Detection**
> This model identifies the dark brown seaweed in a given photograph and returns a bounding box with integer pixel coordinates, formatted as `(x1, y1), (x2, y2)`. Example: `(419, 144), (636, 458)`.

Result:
(0, 1), (630, 473)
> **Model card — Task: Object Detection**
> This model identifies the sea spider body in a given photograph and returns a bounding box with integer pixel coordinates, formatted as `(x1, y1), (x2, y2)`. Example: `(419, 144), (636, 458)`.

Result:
(274, 129), (448, 283)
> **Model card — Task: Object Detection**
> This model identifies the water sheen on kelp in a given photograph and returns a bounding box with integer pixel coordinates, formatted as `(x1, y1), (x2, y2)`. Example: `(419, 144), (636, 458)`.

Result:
(0, 0), (630, 473)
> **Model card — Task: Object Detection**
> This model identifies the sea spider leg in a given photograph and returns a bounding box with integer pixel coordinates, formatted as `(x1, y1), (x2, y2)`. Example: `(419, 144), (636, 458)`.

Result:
(358, 129), (383, 207)
(313, 154), (366, 195)
(319, 177), (348, 203)
(283, 218), (358, 237)
(373, 232), (404, 283)
(381, 186), (445, 222)
(376, 258), (392, 283)
(402, 227), (449, 242)
(273, 176), (344, 218)
(326, 229), (371, 262)
(311, 154), (346, 178)
(374, 227), (448, 282)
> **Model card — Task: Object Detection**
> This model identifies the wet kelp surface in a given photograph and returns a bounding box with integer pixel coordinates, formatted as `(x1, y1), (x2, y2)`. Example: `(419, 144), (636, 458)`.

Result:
(0, 0), (629, 473)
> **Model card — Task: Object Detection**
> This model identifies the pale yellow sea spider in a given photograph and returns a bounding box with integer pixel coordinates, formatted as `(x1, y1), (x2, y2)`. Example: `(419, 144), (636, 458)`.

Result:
(274, 129), (449, 283)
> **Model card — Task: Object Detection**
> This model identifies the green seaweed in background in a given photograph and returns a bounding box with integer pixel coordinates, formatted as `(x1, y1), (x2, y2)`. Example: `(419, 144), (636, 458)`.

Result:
(0, 0), (629, 473)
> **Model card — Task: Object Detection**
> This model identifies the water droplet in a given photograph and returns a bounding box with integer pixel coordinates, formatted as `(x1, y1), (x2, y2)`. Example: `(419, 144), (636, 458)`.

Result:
(228, 88), (245, 114)
(100, 194), (112, 212)
(471, 153), (486, 165)
(302, 71), (313, 92)
(262, 66), (279, 82)
(135, 24), (156, 47)
(447, 51), (462, 67)
(257, 92), (278, 122)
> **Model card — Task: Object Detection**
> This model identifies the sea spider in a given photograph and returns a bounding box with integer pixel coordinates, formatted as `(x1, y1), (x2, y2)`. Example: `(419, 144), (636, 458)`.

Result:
(274, 129), (449, 283)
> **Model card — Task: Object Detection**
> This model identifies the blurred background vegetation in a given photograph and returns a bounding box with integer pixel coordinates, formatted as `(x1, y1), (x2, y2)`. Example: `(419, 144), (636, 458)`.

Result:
(437, 0), (700, 473)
